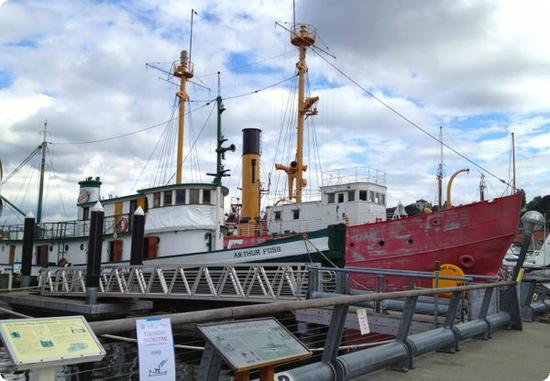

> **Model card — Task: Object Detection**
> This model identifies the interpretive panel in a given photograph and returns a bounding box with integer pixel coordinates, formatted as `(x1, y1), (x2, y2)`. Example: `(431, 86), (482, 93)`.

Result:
(0, 316), (105, 370)
(197, 317), (311, 371)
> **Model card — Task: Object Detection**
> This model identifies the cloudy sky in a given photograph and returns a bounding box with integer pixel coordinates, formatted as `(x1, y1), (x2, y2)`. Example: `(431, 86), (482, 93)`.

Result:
(1, 0), (549, 223)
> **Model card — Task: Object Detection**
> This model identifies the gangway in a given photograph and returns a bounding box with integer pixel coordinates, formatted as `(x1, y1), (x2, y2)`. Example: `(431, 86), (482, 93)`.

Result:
(38, 263), (313, 303)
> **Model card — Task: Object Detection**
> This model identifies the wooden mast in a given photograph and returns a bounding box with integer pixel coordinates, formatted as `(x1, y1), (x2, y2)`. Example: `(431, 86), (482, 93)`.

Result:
(173, 51), (193, 184)
(275, 25), (318, 203)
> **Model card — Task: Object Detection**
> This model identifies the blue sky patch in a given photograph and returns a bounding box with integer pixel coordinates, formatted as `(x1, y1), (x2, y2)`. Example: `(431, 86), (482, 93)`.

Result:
(226, 52), (282, 75)
(7, 39), (37, 48)
(0, 70), (13, 89)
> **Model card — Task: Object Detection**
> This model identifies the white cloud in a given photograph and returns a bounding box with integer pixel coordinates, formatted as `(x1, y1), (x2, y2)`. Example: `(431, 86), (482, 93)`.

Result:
(0, 0), (549, 224)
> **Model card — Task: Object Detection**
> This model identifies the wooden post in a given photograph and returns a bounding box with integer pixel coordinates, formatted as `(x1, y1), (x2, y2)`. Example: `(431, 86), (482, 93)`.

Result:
(21, 212), (35, 287)
(130, 207), (145, 266)
(86, 201), (104, 304)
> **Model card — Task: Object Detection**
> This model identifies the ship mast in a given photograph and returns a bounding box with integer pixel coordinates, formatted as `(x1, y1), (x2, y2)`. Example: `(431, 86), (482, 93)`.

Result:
(173, 51), (193, 184)
(36, 120), (48, 223)
(275, 24), (319, 203)
(511, 132), (516, 192)
(173, 10), (197, 184)
(436, 126), (444, 209)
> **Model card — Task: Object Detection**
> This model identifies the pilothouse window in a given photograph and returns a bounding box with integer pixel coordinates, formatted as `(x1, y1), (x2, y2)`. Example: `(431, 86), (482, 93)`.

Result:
(359, 190), (367, 201)
(274, 211), (281, 221)
(175, 190), (185, 205)
(190, 189), (200, 204)
(153, 192), (161, 208)
(328, 193), (335, 203)
(203, 189), (211, 204)
(164, 191), (173, 206)
(348, 191), (355, 202)
(293, 209), (300, 220)
(338, 193), (344, 203)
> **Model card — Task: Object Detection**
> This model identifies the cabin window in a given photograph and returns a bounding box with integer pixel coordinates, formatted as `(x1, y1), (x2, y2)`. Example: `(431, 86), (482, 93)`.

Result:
(327, 193), (335, 203)
(175, 189), (186, 205)
(380, 194), (386, 206)
(374, 192), (380, 204)
(293, 209), (300, 220)
(153, 192), (161, 208)
(190, 189), (200, 204)
(163, 190), (173, 206)
(274, 211), (281, 221)
(203, 189), (211, 204)
(369, 191), (374, 203)
(348, 191), (355, 202)
(82, 207), (90, 220)
(359, 190), (367, 201)
(337, 193), (344, 203)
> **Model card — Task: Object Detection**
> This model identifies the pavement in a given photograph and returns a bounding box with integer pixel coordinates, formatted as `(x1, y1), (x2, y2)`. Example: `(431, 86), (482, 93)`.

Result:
(355, 320), (550, 381)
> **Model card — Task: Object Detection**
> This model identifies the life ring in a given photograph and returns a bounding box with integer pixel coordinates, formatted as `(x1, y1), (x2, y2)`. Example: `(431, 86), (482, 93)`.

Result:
(116, 217), (129, 233)
(459, 254), (476, 269)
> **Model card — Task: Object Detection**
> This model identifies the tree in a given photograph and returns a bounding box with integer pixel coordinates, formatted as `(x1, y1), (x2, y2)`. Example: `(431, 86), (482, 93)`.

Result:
(404, 203), (421, 216)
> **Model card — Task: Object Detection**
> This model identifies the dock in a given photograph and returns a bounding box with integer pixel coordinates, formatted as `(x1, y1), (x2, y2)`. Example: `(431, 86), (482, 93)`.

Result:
(0, 263), (547, 380)
(365, 320), (550, 381)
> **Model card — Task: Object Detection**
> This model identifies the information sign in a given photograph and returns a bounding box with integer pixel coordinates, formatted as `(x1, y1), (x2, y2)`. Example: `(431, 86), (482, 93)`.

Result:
(0, 316), (105, 370)
(197, 317), (311, 372)
(136, 317), (175, 381)
(356, 308), (370, 335)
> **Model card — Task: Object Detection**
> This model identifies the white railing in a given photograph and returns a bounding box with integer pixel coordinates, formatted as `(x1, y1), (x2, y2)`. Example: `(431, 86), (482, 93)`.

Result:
(38, 263), (313, 302)
(322, 167), (386, 187)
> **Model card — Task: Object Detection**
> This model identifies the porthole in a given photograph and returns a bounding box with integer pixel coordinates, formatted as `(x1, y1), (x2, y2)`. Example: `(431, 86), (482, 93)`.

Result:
(80, 243), (85, 250)
(432, 219), (440, 226)
(49, 245), (53, 252)
(379, 240), (385, 247)
(65, 244), (69, 251)
(350, 242), (355, 248)
(408, 239), (414, 245)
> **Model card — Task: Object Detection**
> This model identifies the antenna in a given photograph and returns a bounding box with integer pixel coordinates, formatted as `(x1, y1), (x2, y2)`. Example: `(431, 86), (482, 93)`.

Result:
(292, 0), (296, 30)
(189, 9), (198, 63)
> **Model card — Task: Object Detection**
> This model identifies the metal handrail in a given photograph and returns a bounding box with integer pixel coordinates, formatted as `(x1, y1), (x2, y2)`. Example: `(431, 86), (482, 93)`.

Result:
(87, 280), (516, 335)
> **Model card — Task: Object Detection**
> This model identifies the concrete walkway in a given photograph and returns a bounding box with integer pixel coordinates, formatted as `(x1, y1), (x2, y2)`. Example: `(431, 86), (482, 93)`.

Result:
(354, 321), (550, 381)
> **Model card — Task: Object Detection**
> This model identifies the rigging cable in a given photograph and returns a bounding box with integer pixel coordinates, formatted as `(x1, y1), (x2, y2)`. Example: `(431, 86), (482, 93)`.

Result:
(165, 103), (217, 185)
(48, 145), (68, 219)
(222, 74), (297, 101)
(51, 101), (212, 146)
(1, 146), (41, 185)
(311, 49), (513, 188)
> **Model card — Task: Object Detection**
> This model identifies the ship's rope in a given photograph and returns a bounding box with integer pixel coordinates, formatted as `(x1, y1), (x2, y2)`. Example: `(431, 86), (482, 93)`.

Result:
(1, 146), (41, 185)
(312, 49), (514, 189)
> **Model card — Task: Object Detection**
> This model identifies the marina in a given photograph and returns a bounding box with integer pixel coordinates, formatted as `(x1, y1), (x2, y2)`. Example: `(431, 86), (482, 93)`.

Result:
(1, 1), (550, 380)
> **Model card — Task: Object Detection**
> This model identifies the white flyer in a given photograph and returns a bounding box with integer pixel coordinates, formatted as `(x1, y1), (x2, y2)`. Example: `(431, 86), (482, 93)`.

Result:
(356, 308), (370, 335)
(136, 318), (175, 381)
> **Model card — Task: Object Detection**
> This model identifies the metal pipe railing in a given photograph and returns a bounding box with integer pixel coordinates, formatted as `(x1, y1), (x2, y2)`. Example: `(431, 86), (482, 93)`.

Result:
(88, 280), (515, 335)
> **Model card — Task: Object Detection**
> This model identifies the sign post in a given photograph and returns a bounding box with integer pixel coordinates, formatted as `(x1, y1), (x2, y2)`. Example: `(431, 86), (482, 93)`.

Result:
(197, 317), (311, 381)
(136, 317), (176, 381)
(0, 316), (105, 380)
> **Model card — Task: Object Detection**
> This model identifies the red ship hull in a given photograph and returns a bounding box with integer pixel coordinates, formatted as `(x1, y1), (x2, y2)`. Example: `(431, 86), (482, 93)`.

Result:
(225, 194), (521, 278)
(346, 193), (522, 275)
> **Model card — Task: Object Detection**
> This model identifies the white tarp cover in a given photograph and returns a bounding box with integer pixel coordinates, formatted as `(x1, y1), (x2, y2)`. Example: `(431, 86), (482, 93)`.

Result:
(145, 205), (217, 233)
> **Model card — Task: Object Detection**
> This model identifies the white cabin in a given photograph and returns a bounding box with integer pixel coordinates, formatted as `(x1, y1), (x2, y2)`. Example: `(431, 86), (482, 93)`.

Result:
(266, 168), (387, 234)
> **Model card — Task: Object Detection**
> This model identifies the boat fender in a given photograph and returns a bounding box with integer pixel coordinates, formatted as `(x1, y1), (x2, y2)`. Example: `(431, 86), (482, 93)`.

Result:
(116, 217), (129, 233)
(459, 254), (475, 269)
